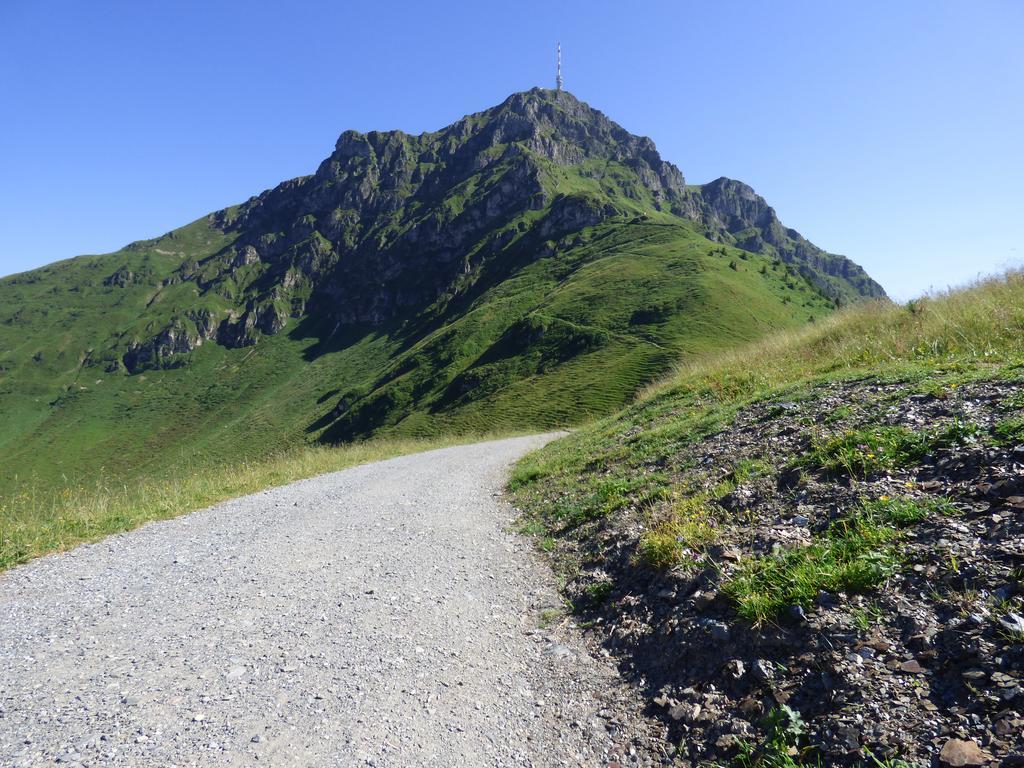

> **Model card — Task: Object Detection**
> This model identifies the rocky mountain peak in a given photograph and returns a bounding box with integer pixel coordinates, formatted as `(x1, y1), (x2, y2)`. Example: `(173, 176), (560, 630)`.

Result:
(117, 90), (883, 372)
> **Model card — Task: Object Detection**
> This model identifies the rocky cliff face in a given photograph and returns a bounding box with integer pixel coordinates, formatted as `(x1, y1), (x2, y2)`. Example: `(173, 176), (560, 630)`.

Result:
(119, 88), (884, 372)
(689, 178), (886, 303)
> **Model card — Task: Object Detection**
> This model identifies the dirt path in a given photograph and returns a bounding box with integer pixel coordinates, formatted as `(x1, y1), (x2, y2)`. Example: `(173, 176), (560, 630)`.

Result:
(0, 435), (662, 767)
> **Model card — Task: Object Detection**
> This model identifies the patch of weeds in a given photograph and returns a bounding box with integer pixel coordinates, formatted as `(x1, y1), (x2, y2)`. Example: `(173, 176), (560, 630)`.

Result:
(915, 378), (962, 400)
(556, 472), (672, 529)
(731, 457), (771, 485)
(761, 404), (790, 422)
(637, 495), (718, 571)
(730, 705), (816, 767)
(824, 404), (854, 424)
(850, 600), (884, 631)
(724, 514), (900, 623)
(998, 621), (1024, 645)
(862, 752), (924, 768)
(994, 415), (1024, 445)
(584, 580), (614, 606)
(798, 426), (930, 478)
(518, 518), (546, 536)
(861, 495), (954, 526)
(538, 607), (563, 629)
(722, 707), (923, 768)
(538, 536), (556, 552)
(1000, 389), (1024, 411)
(931, 418), (985, 448)
(712, 459), (769, 498)
(552, 496), (598, 528)
(508, 463), (543, 490)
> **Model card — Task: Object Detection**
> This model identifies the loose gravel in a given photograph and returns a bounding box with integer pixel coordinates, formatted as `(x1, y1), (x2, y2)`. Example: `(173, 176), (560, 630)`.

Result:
(0, 435), (664, 767)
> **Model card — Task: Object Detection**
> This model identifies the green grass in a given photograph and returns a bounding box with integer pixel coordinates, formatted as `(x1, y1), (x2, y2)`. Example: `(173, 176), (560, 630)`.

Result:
(0, 216), (828, 567)
(994, 415), (1024, 445)
(850, 601), (884, 631)
(0, 433), (508, 571)
(798, 418), (990, 479)
(636, 494), (718, 570)
(724, 495), (949, 624)
(798, 425), (931, 478)
(861, 495), (955, 525)
(723, 513), (900, 624)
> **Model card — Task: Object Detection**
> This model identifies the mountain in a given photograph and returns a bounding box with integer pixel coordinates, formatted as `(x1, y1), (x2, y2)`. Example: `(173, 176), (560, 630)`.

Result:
(0, 89), (884, 492)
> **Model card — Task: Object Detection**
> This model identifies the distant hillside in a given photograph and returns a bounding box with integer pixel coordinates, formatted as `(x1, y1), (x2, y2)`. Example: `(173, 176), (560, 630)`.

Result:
(0, 89), (883, 492)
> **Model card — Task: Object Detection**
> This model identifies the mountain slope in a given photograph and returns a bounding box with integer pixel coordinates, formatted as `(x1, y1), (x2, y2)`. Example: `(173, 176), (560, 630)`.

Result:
(0, 89), (882, 493)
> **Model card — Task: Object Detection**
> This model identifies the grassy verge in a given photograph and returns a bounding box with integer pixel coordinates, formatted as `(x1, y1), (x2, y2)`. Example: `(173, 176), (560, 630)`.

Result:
(0, 433), (510, 571)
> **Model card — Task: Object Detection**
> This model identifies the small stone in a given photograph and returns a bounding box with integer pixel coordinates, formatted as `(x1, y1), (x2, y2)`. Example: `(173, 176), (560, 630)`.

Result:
(938, 738), (990, 766)
(716, 733), (740, 750)
(998, 613), (1024, 635)
(693, 591), (715, 610)
(725, 659), (745, 679)
(995, 717), (1023, 737)
(738, 697), (762, 717)
(752, 659), (773, 682)
(993, 584), (1016, 601)
(709, 621), (730, 642)
(899, 660), (925, 674)
(546, 643), (573, 660)
(668, 702), (700, 723)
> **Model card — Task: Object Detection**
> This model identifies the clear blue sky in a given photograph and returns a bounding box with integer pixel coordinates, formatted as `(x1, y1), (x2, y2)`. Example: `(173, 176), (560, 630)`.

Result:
(1, 1), (1021, 300)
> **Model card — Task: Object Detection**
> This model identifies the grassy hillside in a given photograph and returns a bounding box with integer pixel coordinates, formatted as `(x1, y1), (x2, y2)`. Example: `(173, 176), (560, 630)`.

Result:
(509, 273), (1024, 765)
(0, 213), (831, 496)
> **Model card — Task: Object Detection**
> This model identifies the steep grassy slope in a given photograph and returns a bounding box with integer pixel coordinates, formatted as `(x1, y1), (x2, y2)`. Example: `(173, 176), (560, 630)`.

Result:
(510, 273), (1024, 765)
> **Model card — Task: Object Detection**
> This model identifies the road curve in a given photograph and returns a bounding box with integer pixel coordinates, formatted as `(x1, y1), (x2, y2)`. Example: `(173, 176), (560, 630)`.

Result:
(0, 435), (658, 767)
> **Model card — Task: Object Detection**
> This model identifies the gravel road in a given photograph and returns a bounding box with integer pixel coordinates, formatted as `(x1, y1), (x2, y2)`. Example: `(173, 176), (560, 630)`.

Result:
(0, 435), (663, 767)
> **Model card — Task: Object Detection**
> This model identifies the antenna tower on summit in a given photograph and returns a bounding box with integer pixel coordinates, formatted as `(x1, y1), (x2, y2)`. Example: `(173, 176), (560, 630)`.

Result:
(556, 42), (563, 91)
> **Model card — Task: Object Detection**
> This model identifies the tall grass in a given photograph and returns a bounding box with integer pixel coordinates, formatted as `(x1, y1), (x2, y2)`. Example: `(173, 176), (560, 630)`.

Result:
(0, 435), (506, 571)
(645, 271), (1024, 402)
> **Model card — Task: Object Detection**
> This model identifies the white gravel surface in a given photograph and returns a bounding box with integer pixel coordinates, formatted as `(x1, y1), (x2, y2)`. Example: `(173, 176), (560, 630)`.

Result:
(0, 435), (662, 767)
